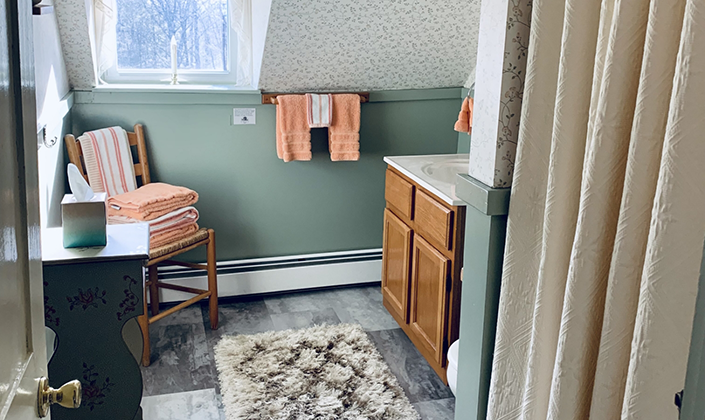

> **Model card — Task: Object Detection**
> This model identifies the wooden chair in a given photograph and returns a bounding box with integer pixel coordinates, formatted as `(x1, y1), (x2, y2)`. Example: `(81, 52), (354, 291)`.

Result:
(65, 124), (218, 367)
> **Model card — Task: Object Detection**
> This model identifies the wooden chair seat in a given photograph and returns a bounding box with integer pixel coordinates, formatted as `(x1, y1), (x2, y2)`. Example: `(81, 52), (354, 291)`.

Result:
(149, 228), (210, 260)
(64, 124), (218, 367)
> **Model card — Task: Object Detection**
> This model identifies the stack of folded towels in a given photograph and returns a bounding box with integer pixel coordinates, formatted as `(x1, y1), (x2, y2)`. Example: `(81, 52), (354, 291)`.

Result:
(107, 183), (200, 249)
(77, 126), (201, 250)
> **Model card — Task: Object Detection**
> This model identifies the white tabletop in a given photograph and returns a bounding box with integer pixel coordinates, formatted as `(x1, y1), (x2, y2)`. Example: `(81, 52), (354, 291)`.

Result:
(42, 223), (150, 265)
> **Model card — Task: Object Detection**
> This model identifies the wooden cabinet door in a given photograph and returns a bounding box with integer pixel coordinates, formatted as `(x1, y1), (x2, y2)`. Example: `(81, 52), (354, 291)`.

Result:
(409, 235), (450, 364)
(382, 209), (412, 323)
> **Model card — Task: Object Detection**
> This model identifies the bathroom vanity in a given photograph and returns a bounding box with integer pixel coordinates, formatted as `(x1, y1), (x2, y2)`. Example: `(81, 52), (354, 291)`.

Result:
(381, 154), (468, 383)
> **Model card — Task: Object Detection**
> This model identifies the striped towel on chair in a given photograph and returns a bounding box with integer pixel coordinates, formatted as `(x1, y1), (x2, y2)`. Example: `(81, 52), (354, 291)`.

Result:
(78, 127), (137, 197)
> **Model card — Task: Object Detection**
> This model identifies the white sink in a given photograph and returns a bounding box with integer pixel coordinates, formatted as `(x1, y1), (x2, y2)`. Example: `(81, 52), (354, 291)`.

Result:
(421, 159), (469, 185)
(384, 154), (469, 206)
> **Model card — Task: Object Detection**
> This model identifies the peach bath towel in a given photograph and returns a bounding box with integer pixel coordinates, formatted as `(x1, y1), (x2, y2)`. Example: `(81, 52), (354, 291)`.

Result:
(329, 94), (360, 161)
(454, 96), (473, 134)
(276, 95), (312, 162)
(107, 182), (199, 221)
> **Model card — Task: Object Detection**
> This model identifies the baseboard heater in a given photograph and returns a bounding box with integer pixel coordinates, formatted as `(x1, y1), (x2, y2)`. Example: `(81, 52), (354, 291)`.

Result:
(154, 249), (383, 303)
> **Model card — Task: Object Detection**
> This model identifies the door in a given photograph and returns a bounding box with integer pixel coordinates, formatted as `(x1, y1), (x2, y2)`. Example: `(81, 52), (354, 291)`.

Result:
(2, 0), (49, 418)
(409, 235), (450, 364)
(382, 209), (413, 323)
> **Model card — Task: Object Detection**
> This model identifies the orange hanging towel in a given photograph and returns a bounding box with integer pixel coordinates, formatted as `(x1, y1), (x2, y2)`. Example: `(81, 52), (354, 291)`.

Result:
(276, 95), (312, 162)
(454, 96), (474, 134)
(328, 94), (361, 161)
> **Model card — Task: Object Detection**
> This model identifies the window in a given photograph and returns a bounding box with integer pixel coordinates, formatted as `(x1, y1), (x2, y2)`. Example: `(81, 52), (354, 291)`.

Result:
(104, 0), (239, 84)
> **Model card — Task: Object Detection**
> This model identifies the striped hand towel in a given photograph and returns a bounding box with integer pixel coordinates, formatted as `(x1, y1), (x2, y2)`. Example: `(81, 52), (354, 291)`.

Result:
(305, 93), (333, 128)
(78, 127), (137, 197)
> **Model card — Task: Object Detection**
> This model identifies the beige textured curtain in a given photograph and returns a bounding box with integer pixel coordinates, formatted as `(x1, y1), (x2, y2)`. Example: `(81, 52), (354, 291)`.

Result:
(487, 0), (705, 418)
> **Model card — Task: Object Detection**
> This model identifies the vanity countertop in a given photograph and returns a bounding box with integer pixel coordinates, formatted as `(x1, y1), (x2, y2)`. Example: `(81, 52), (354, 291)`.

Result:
(383, 154), (469, 206)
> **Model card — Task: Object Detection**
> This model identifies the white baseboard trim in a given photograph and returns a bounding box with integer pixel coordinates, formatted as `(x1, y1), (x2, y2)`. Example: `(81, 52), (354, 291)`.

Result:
(155, 249), (383, 303)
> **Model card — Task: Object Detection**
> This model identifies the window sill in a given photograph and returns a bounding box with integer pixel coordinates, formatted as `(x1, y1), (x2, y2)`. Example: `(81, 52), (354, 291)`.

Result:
(74, 84), (262, 105)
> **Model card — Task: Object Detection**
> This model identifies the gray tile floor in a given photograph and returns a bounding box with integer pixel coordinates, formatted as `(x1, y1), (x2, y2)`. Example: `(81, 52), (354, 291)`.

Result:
(140, 284), (455, 419)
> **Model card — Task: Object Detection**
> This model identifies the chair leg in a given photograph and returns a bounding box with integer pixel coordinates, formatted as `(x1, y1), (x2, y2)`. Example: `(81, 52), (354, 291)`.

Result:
(138, 287), (151, 367)
(149, 264), (160, 316)
(207, 229), (218, 330)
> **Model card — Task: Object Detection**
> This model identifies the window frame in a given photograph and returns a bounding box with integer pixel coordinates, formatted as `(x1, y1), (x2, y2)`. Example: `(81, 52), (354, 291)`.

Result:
(103, 0), (239, 85)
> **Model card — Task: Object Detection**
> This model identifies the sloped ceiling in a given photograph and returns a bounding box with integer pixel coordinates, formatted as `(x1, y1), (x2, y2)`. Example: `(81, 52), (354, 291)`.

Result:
(258, 0), (482, 92)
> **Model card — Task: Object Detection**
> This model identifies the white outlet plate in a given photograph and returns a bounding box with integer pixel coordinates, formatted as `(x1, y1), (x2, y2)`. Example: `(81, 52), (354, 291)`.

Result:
(233, 108), (256, 125)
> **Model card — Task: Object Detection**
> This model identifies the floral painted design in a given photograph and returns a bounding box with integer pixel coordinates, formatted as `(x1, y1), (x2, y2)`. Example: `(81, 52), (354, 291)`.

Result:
(259, 0), (482, 92)
(117, 275), (139, 321)
(44, 280), (60, 327)
(81, 363), (114, 411)
(44, 297), (60, 327)
(66, 288), (107, 311)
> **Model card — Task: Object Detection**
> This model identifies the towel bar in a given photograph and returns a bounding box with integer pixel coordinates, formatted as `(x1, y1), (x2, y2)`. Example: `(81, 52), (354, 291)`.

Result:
(262, 92), (369, 105)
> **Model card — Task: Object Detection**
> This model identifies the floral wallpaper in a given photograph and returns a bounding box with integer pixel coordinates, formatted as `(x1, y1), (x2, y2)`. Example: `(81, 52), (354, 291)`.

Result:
(54, 0), (96, 89)
(258, 0), (482, 92)
(495, 0), (531, 187)
(54, 0), (484, 92)
(468, 0), (531, 188)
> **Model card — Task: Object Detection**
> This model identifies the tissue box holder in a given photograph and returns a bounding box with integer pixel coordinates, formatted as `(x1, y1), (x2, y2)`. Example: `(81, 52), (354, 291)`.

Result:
(61, 193), (107, 248)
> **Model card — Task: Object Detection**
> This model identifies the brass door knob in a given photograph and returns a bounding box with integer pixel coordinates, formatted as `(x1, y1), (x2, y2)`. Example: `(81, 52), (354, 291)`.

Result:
(37, 377), (81, 417)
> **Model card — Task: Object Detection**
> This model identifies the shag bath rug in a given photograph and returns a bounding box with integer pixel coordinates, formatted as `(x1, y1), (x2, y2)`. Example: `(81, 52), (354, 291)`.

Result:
(214, 324), (420, 420)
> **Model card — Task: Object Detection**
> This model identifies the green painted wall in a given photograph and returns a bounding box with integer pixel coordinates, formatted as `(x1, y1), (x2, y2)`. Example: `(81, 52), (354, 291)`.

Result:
(71, 93), (461, 261)
(457, 132), (471, 154)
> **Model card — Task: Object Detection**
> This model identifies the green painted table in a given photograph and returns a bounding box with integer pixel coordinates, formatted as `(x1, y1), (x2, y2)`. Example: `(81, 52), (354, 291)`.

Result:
(42, 224), (149, 420)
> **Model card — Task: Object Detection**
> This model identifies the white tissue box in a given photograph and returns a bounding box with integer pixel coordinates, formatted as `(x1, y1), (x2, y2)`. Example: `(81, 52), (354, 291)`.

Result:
(61, 193), (107, 248)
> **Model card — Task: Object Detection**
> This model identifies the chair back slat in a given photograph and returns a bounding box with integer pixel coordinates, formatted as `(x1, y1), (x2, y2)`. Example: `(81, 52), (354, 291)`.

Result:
(127, 132), (138, 146)
(64, 134), (89, 183)
(64, 124), (152, 191)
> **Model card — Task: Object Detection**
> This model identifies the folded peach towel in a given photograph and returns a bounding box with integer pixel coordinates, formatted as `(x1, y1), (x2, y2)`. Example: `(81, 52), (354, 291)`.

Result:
(150, 222), (200, 249)
(329, 94), (360, 161)
(454, 96), (473, 134)
(110, 206), (200, 249)
(107, 182), (199, 221)
(109, 206), (199, 232)
(276, 95), (312, 162)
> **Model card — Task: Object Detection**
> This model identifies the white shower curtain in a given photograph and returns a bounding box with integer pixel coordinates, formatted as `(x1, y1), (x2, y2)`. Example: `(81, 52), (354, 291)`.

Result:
(487, 0), (705, 418)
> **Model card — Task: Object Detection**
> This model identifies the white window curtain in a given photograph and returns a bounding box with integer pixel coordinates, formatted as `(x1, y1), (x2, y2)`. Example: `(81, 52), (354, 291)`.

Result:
(90, 0), (117, 84)
(230, 0), (253, 87)
(487, 0), (705, 418)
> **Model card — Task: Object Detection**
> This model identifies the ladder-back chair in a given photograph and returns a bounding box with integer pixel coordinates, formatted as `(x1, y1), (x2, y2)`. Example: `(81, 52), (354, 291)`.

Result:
(65, 124), (218, 367)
